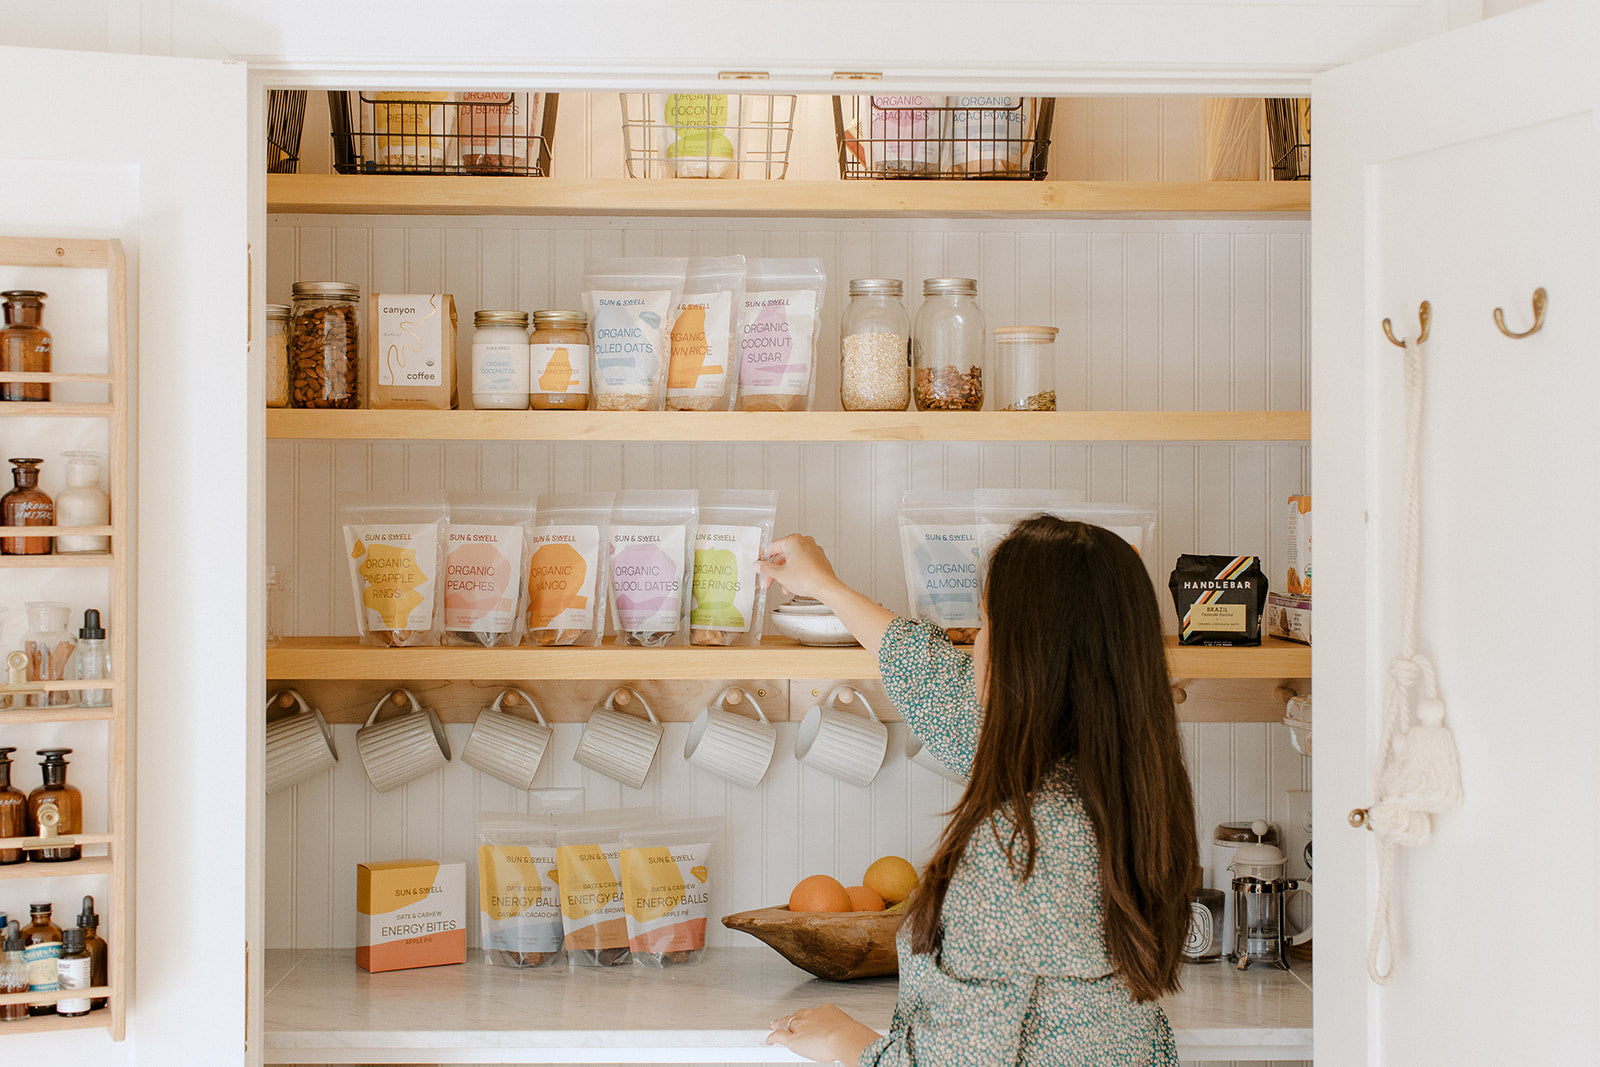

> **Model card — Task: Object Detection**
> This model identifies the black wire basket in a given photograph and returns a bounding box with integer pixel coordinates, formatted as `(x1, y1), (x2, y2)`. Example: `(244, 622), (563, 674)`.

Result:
(833, 95), (1054, 180)
(1266, 98), (1310, 181)
(329, 91), (559, 176)
(267, 90), (308, 174)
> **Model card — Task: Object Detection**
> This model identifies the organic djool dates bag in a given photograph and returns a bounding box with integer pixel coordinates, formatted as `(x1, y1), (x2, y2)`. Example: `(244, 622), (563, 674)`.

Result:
(608, 491), (698, 647)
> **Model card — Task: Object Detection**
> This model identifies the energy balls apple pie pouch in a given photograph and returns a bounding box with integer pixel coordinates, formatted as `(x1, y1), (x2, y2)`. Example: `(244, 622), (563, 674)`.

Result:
(526, 492), (613, 647)
(667, 255), (746, 411)
(608, 490), (697, 648)
(735, 258), (827, 412)
(1168, 554), (1268, 646)
(898, 490), (982, 644)
(690, 489), (777, 647)
(557, 809), (642, 967)
(619, 817), (723, 968)
(582, 257), (686, 411)
(340, 493), (447, 647)
(442, 492), (534, 648)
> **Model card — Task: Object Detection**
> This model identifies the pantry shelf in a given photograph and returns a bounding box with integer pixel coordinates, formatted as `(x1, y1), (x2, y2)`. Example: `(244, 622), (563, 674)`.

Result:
(266, 635), (1309, 684)
(0, 856), (112, 881)
(0, 403), (113, 418)
(266, 409), (1310, 443)
(0, 1010), (113, 1036)
(0, 552), (112, 568)
(0, 704), (116, 723)
(267, 175), (1311, 219)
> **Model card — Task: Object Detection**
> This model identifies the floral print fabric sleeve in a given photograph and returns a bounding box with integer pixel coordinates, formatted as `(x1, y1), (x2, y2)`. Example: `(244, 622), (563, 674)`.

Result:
(877, 616), (982, 776)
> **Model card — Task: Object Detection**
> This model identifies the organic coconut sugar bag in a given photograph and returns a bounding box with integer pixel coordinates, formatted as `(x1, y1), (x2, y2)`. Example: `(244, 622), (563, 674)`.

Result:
(608, 491), (697, 647)
(340, 493), (447, 647)
(441, 492), (534, 647)
(735, 259), (827, 411)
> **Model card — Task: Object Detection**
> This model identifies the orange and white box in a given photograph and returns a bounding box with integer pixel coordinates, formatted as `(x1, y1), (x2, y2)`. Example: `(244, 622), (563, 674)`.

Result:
(1286, 495), (1312, 596)
(357, 858), (466, 972)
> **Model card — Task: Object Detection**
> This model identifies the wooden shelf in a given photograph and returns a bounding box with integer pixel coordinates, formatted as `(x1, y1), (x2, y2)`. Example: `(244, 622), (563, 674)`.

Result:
(0, 552), (112, 568)
(0, 856), (112, 880)
(268, 175), (1311, 219)
(267, 635), (1308, 683)
(0, 403), (113, 418)
(0, 1009), (113, 1036)
(0, 705), (116, 723)
(267, 409), (1309, 443)
(0, 372), (114, 385)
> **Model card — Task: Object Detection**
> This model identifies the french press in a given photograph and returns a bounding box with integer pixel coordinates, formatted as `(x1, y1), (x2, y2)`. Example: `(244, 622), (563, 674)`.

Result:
(1228, 820), (1312, 970)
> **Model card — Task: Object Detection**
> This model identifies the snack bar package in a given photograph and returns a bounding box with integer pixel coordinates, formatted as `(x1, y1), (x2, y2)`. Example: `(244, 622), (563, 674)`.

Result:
(667, 256), (746, 411)
(898, 491), (982, 644)
(1169, 554), (1269, 646)
(582, 257), (687, 411)
(526, 492), (613, 647)
(557, 809), (642, 968)
(735, 259), (827, 412)
(619, 817), (723, 968)
(442, 492), (534, 648)
(340, 493), (448, 647)
(608, 490), (697, 647)
(689, 489), (777, 647)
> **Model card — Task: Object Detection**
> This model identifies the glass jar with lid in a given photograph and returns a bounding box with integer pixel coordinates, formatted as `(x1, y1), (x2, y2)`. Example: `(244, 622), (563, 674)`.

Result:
(993, 326), (1058, 411)
(913, 278), (985, 411)
(264, 303), (291, 409)
(289, 282), (360, 408)
(471, 311), (531, 410)
(529, 310), (590, 410)
(840, 279), (910, 411)
(0, 291), (51, 402)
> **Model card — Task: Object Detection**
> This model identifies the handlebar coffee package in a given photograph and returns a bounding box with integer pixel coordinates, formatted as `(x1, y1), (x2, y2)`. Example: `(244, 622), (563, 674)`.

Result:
(1168, 554), (1268, 646)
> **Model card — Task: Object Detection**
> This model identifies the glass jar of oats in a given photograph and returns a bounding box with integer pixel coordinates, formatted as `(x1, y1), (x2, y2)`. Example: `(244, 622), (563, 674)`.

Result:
(840, 279), (910, 412)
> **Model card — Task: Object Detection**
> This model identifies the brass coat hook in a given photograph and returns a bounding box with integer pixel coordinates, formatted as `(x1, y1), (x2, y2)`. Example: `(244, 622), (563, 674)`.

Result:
(1382, 301), (1431, 348)
(1494, 287), (1547, 339)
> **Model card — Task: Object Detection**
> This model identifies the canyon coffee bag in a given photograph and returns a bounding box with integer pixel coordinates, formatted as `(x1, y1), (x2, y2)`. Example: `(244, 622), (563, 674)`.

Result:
(1168, 554), (1268, 646)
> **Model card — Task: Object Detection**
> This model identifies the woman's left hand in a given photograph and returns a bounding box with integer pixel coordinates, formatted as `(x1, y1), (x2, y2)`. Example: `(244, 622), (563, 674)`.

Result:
(765, 1004), (880, 1063)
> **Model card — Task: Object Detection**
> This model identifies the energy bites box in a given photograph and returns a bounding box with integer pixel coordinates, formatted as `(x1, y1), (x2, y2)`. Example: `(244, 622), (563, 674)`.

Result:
(357, 858), (466, 972)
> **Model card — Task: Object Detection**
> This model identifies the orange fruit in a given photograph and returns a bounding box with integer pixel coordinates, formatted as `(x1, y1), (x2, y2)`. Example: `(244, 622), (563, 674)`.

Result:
(788, 874), (853, 913)
(844, 885), (886, 912)
(862, 855), (919, 905)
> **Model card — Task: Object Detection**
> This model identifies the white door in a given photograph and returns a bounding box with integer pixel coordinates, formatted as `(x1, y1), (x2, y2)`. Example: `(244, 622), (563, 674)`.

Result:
(0, 46), (250, 1065)
(1313, 2), (1600, 1062)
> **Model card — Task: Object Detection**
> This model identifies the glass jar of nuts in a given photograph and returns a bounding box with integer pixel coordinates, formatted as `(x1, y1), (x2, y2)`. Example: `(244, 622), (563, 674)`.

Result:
(289, 281), (361, 408)
(840, 278), (910, 411)
(913, 278), (985, 411)
(993, 326), (1058, 411)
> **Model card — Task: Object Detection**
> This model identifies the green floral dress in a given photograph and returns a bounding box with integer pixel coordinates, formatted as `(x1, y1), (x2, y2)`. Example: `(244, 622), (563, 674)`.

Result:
(859, 618), (1179, 1067)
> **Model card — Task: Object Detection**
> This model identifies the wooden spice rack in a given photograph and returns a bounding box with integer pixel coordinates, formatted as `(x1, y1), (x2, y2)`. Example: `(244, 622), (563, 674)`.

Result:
(0, 235), (132, 1040)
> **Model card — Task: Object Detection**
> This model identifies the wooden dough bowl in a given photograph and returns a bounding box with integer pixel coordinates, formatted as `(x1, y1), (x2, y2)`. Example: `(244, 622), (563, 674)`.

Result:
(721, 905), (905, 981)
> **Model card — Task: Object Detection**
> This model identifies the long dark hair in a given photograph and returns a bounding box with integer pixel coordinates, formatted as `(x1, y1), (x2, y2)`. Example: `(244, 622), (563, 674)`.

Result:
(904, 516), (1197, 1001)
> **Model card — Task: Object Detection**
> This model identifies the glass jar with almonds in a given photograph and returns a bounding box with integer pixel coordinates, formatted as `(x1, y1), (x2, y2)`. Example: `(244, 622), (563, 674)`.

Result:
(912, 278), (985, 411)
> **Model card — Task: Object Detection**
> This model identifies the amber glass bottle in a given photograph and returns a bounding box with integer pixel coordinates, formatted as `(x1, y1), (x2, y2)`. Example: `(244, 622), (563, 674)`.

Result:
(0, 748), (26, 864)
(1, 458), (54, 555)
(27, 749), (82, 862)
(20, 903), (60, 1016)
(0, 291), (51, 402)
(76, 896), (107, 1010)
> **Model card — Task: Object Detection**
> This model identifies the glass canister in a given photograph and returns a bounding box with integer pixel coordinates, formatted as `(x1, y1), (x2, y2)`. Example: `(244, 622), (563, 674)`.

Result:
(529, 310), (591, 410)
(0, 291), (51, 403)
(289, 282), (360, 408)
(993, 326), (1058, 411)
(840, 279), (910, 412)
(54, 452), (110, 554)
(471, 311), (531, 410)
(264, 303), (291, 408)
(22, 603), (75, 708)
(913, 278), (985, 411)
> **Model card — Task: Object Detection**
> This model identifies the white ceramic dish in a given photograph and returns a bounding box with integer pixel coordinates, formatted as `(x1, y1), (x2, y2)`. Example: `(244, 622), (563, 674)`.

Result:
(769, 608), (859, 646)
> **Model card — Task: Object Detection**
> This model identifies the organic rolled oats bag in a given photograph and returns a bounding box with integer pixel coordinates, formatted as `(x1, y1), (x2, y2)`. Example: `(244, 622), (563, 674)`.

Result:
(582, 258), (687, 411)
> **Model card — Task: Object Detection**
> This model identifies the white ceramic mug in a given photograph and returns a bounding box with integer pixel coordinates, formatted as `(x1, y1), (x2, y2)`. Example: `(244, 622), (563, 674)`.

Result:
(905, 732), (969, 785)
(1287, 879), (1314, 945)
(684, 687), (777, 789)
(573, 687), (663, 790)
(460, 687), (553, 790)
(356, 688), (451, 793)
(795, 684), (888, 788)
(264, 689), (339, 795)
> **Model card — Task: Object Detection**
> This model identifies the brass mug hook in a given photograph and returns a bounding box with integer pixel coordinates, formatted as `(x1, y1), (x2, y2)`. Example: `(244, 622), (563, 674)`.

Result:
(1493, 287), (1547, 339)
(1382, 301), (1431, 348)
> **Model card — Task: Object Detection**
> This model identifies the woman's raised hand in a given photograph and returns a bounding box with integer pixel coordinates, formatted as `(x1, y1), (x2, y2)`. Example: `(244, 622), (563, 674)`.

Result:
(756, 533), (843, 599)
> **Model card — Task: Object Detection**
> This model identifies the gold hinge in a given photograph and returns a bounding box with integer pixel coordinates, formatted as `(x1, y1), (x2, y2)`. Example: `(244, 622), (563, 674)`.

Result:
(718, 71), (770, 81)
(832, 71), (883, 81)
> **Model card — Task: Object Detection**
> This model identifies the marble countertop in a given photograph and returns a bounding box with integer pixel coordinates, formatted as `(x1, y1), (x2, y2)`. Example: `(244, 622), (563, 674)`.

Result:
(264, 947), (1311, 1064)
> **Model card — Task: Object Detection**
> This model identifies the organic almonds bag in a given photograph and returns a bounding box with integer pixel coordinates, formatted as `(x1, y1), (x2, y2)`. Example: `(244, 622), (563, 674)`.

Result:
(526, 492), (613, 647)
(341, 493), (447, 646)
(666, 256), (746, 411)
(689, 489), (776, 647)
(897, 490), (982, 644)
(442, 493), (534, 647)
(608, 491), (697, 647)
(619, 817), (723, 968)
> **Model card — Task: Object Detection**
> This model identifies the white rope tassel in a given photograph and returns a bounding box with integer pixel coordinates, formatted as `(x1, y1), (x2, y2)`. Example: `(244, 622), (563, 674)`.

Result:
(1366, 337), (1465, 985)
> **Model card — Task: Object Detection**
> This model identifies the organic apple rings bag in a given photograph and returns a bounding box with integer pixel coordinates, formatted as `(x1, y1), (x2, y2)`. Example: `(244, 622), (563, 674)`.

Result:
(341, 493), (448, 647)
(689, 489), (777, 647)
(526, 492), (613, 647)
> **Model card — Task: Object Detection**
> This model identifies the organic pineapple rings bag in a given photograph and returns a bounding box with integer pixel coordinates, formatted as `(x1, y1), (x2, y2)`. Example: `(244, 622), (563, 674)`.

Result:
(340, 493), (448, 647)
(619, 818), (722, 968)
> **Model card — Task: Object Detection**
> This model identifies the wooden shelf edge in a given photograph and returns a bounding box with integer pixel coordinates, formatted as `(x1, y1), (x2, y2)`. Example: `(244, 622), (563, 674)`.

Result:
(0, 1009), (113, 1035)
(0, 856), (113, 880)
(0, 553), (113, 568)
(266, 409), (1310, 444)
(0, 403), (114, 418)
(0, 705), (116, 723)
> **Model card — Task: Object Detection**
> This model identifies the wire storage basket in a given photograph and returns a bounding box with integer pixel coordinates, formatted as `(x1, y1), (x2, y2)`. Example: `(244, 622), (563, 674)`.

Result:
(833, 95), (1055, 180)
(1266, 98), (1310, 181)
(267, 90), (308, 174)
(620, 93), (797, 179)
(329, 91), (559, 176)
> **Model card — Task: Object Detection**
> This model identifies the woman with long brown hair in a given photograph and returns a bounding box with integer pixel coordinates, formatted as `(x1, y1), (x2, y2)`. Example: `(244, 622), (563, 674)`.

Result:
(760, 516), (1197, 1065)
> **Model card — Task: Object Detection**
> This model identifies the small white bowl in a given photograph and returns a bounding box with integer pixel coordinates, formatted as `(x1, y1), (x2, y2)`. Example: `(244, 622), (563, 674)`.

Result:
(770, 609), (859, 647)
(775, 596), (835, 616)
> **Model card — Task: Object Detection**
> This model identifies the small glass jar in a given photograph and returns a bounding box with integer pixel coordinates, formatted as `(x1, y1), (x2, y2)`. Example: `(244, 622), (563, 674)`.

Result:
(54, 452), (110, 554)
(264, 303), (291, 408)
(22, 602), (75, 708)
(529, 310), (590, 410)
(993, 326), (1058, 411)
(913, 278), (985, 411)
(471, 311), (531, 410)
(265, 564), (290, 647)
(0, 291), (51, 403)
(840, 279), (910, 412)
(289, 282), (360, 408)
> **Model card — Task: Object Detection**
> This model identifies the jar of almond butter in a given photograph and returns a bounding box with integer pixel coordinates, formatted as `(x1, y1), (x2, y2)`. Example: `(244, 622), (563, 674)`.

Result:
(529, 310), (590, 410)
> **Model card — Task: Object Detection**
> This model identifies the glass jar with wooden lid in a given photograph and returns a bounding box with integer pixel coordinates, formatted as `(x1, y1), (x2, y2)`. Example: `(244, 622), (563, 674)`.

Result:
(993, 326), (1058, 411)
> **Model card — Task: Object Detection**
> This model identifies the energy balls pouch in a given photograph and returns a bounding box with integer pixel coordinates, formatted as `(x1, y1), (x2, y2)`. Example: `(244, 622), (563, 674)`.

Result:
(735, 258), (827, 412)
(582, 257), (687, 411)
(898, 490), (982, 644)
(476, 790), (583, 969)
(442, 492), (534, 648)
(608, 490), (698, 647)
(341, 493), (448, 647)
(690, 489), (777, 647)
(667, 255), (746, 411)
(1169, 554), (1269, 646)
(619, 817), (723, 968)
(557, 808), (645, 968)
(526, 492), (613, 647)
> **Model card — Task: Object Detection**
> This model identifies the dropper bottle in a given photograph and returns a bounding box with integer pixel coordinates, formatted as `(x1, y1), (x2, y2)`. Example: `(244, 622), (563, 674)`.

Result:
(73, 610), (110, 708)
(76, 896), (107, 1010)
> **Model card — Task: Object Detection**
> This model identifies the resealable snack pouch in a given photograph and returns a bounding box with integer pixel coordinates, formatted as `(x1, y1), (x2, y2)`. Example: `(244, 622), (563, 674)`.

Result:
(582, 258), (687, 411)
(457, 91), (537, 173)
(649, 92), (742, 179)
(897, 491), (982, 643)
(372, 91), (451, 169)
(619, 817), (724, 968)
(667, 256), (747, 411)
(975, 490), (1154, 561)
(557, 808), (647, 967)
(476, 789), (583, 969)
(689, 489), (777, 647)
(608, 491), (698, 647)
(735, 259), (827, 412)
(946, 95), (1033, 175)
(442, 493), (534, 647)
(1169, 554), (1268, 646)
(526, 492), (613, 647)
(340, 493), (448, 647)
